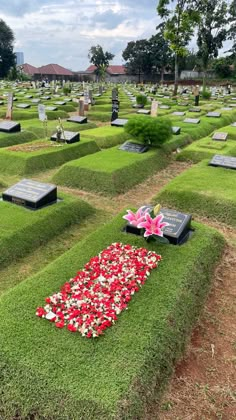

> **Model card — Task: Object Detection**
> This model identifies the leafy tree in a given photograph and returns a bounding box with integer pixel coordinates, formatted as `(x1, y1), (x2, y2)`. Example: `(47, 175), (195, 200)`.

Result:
(157, 0), (199, 95)
(195, 0), (231, 88)
(88, 45), (114, 81)
(149, 29), (174, 82)
(212, 57), (233, 78)
(122, 39), (152, 82)
(0, 19), (15, 78)
(124, 116), (172, 146)
(227, 0), (236, 59)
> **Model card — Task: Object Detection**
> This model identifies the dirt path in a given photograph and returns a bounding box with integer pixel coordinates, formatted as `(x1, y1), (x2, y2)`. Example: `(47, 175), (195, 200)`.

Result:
(146, 231), (236, 420)
(60, 160), (191, 214)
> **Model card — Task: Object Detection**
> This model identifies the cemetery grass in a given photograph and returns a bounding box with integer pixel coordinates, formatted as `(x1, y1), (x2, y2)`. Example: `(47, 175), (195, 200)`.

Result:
(52, 147), (168, 196)
(0, 193), (95, 268)
(0, 138), (100, 175)
(155, 160), (236, 227)
(0, 215), (224, 420)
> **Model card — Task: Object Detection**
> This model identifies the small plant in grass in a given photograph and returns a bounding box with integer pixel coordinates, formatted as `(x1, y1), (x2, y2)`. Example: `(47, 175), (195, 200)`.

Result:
(124, 116), (172, 146)
(63, 84), (71, 96)
(201, 89), (211, 100)
(136, 94), (148, 108)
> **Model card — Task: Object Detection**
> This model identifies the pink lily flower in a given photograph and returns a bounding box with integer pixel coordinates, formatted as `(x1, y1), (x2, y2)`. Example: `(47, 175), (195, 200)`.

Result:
(137, 213), (169, 238)
(123, 206), (150, 227)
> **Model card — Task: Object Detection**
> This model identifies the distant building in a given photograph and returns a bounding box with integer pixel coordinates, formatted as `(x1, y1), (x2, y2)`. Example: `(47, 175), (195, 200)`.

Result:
(15, 52), (24, 66)
(83, 65), (138, 83)
(20, 63), (74, 81)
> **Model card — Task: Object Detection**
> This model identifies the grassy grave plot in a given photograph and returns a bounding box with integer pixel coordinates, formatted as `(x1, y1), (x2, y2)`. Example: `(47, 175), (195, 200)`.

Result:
(155, 160), (236, 227)
(22, 118), (97, 139)
(0, 214), (224, 420)
(81, 125), (131, 148)
(0, 192), (94, 268)
(0, 130), (38, 148)
(53, 146), (168, 195)
(0, 138), (100, 176)
(176, 135), (236, 162)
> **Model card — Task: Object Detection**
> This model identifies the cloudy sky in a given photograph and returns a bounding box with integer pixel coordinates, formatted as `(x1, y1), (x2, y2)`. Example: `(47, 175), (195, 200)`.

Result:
(1, 0), (160, 70)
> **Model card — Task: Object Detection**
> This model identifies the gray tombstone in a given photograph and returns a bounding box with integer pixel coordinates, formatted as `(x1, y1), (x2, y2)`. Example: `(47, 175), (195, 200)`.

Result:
(79, 100), (85, 116)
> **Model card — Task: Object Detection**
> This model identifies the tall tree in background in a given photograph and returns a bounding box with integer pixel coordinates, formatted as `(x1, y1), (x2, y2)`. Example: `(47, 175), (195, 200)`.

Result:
(227, 0), (236, 60)
(122, 39), (151, 82)
(0, 19), (15, 78)
(196, 0), (230, 88)
(88, 45), (114, 81)
(149, 28), (174, 83)
(157, 0), (199, 95)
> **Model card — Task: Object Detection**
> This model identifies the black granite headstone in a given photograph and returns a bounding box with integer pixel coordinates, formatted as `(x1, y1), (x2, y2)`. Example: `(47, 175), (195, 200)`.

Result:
(0, 120), (21, 133)
(67, 116), (87, 124)
(172, 126), (181, 135)
(2, 179), (57, 210)
(51, 130), (80, 144)
(16, 103), (31, 109)
(119, 141), (149, 153)
(209, 154), (236, 170)
(206, 112), (221, 118)
(111, 118), (128, 127)
(172, 111), (186, 116)
(54, 101), (66, 105)
(31, 99), (41, 104)
(184, 118), (200, 124)
(212, 132), (228, 141)
(45, 106), (58, 111)
(137, 109), (150, 115)
(160, 208), (192, 245)
(41, 96), (51, 100)
(189, 108), (201, 112)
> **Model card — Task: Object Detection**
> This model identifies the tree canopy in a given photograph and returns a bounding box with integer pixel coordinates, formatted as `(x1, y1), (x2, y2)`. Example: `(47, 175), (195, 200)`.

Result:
(0, 19), (15, 78)
(88, 45), (114, 81)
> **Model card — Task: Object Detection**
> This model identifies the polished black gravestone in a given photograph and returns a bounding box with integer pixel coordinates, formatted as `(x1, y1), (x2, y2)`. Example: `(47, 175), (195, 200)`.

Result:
(51, 131), (80, 144)
(172, 126), (181, 135)
(125, 208), (192, 245)
(111, 118), (128, 127)
(16, 103), (31, 109)
(189, 108), (201, 112)
(45, 106), (58, 111)
(41, 96), (51, 100)
(119, 141), (149, 153)
(2, 179), (57, 210)
(137, 109), (150, 115)
(67, 116), (87, 124)
(54, 101), (66, 105)
(0, 120), (21, 133)
(172, 111), (186, 116)
(206, 112), (221, 118)
(209, 154), (236, 170)
(160, 208), (192, 245)
(31, 99), (41, 104)
(25, 95), (33, 99)
(184, 118), (200, 124)
(159, 105), (170, 109)
(0, 101), (4, 105)
(212, 132), (228, 141)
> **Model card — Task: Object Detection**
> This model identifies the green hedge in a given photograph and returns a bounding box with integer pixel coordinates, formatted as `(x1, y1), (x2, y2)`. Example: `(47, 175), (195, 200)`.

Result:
(0, 139), (100, 175)
(0, 192), (95, 268)
(53, 146), (168, 195)
(0, 213), (224, 419)
(155, 160), (236, 227)
(0, 130), (38, 148)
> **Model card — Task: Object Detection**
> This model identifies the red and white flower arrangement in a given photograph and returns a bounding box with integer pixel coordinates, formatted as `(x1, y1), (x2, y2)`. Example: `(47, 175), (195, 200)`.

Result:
(36, 243), (161, 338)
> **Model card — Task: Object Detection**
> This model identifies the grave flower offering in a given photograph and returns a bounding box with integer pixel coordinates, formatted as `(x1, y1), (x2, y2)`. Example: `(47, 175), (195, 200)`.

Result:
(124, 204), (169, 242)
(122, 206), (150, 227)
(36, 243), (161, 338)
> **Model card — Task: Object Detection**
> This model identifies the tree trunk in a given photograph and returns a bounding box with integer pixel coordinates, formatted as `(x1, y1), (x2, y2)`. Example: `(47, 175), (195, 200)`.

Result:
(173, 54), (178, 96)
(161, 68), (164, 84)
(203, 70), (206, 91)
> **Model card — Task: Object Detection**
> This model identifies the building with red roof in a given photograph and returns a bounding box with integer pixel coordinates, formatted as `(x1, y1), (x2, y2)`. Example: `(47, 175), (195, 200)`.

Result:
(19, 63), (74, 81)
(83, 64), (138, 82)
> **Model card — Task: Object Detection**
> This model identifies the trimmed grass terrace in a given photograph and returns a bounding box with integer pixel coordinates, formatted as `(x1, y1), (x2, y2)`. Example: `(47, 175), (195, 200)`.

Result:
(0, 192), (95, 268)
(0, 214), (224, 419)
(155, 160), (236, 227)
(53, 146), (168, 195)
